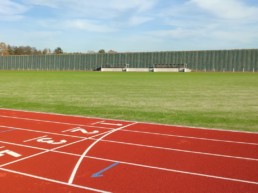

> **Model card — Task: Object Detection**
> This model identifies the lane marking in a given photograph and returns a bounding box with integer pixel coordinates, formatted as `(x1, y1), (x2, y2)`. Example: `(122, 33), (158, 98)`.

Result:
(0, 149), (21, 158)
(91, 121), (123, 127)
(0, 125), (85, 140)
(89, 138), (258, 161)
(62, 127), (99, 135)
(1, 108), (257, 134)
(0, 129), (16, 133)
(0, 110), (258, 187)
(0, 124), (257, 161)
(1, 138), (257, 186)
(23, 135), (48, 143)
(89, 130), (116, 139)
(68, 122), (137, 184)
(50, 150), (258, 186)
(0, 138), (88, 168)
(0, 150), (48, 168)
(0, 168), (110, 193)
(0, 140), (47, 151)
(91, 162), (120, 178)
(121, 129), (258, 146)
(0, 123), (257, 161)
(84, 155), (258, 185)
(0, 115), (112, 130)
(0, 115), (258, 145)
(36, 137), (67, 145)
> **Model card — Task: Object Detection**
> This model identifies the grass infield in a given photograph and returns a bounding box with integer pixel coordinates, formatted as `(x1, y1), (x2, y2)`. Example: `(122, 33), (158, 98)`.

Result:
(0, 71), (257, 132)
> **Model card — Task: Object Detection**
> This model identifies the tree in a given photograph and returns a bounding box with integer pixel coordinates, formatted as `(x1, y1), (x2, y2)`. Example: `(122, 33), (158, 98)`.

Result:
(108, 50), (117, 54)
(54, 47), (63, 54)
(87, 50), (96, 54)
(98, 49), (105, 54)
(0, 42), (9, 56)
(43, 48), (51, 54)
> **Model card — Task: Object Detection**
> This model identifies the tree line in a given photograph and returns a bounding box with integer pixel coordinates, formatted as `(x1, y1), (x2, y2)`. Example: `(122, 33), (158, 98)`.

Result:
(0, 42), (63, 56)
(0, 42), (117, 56)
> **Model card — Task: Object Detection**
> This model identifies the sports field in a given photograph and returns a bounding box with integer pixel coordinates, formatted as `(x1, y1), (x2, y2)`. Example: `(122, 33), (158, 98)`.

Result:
(0, 71), (257, 132)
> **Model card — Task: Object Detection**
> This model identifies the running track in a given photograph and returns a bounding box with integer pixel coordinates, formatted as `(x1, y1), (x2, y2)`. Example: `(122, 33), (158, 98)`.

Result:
(0, 108), (257, 193)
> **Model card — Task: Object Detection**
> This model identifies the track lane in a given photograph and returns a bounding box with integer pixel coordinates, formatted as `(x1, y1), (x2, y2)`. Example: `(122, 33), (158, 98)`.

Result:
(127, 123), (258, 144)
(72, 157), (258, 193)
(101, 129), (258, 159)
(1, 108), (257, 143)
(0, 169), (100, 193)
(1, 108), (258, 193)
(58, 139), (258, 183)
(0, 109), (131, 129)
(0, 114), (257, 160)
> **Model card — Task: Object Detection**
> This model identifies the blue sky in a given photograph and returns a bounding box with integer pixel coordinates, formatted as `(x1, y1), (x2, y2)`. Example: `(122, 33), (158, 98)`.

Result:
(1, 0), (258, 52)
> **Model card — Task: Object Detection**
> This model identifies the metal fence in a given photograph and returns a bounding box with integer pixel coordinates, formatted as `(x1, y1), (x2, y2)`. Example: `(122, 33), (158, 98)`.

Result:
(0, 49), (257, 72)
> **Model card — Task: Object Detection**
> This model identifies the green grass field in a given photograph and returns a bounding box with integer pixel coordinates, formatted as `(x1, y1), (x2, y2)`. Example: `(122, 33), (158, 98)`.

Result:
(0, 71), (257, 132)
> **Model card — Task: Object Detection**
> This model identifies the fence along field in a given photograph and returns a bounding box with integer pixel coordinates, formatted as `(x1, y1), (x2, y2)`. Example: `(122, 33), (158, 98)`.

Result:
(0, 49), (258, 72)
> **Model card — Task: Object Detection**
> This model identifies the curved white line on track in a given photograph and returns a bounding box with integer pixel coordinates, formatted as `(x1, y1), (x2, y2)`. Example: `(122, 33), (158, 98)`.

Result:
(68, 122), (137, 184)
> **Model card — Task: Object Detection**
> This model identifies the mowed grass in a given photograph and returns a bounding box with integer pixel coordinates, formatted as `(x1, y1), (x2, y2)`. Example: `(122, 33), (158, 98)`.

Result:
(0, 71), (257, 132)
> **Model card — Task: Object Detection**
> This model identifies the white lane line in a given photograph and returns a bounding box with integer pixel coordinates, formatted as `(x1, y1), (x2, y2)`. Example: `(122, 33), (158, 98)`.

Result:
(0, 150), (48, 168)
(49, 150), (258, 186)
(0, 125), (86, 140)
(0, 168), (110, 193)
(91, 121), (103, 125)
(0, 138), (88, 168)
(89, 138), (258, 161)
(91, 121), (123, 127)
(121, 129), (258, 146)
(0, 115), (257, 145)
(23, 135), (48, 143)
(0, 140), (47, 151)
(1, 138), (258, 185)
(1, 123), (257, 161)
(68, 122), (138, 184)
(83, 155), (258, 185)
(0, 124), (257, 161)
(1, 107), (257, 134)
(0, 115), (111, 130)
(89, 130), (115, 139)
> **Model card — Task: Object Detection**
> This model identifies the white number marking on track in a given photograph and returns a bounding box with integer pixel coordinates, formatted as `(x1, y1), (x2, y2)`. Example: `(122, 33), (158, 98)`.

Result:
(63, 127), (99, 135)
(0, 150), (22, 158)
(36, 137), (67, 145)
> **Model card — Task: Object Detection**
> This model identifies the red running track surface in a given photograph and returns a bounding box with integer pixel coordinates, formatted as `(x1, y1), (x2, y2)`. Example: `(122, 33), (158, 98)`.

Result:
(0, 108), (257, 193)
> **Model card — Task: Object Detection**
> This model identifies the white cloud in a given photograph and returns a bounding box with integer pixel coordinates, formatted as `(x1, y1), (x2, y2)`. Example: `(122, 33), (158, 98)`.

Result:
(0, 0), (29, 20)
(128, 16), (152, 26)
(24, 0), (157, 31)
(150, 0), (258, 48)
(63, 19), (116, 32)
(2, 0), (258, 52)
(25, 0), (157, 17)
(190, 0), (258, 20)
(23, 0), (60, 8)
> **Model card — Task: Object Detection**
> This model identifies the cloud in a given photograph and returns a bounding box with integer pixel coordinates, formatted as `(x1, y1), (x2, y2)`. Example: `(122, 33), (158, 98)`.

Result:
(25, 0), (157, 18)
(63, 19), (116, 32)
(190, 0), (258, 20)
(128, 16), (153, 26)
(0, 0), (29, 20)
(2, 0), (258, 52)
(23, 0), (60, 8)
(146, 0), (258, 50)
(23, 0), (157, 31)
